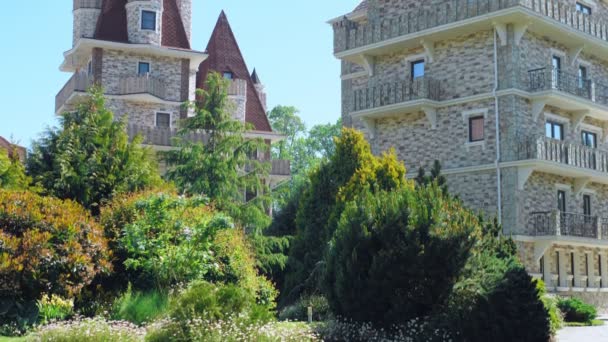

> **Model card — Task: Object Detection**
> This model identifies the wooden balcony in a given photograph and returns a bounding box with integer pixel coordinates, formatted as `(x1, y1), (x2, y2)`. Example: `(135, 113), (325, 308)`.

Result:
(118, 75), (169, 101)
(55, 72), (92, 113)
(127, 124), (207, 147)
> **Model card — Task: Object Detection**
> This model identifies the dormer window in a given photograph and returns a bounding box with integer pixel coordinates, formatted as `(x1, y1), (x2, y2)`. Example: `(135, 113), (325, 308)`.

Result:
(138, 62), (151, 75)
(223, 72), (233, 80)
(141, 10), (157, 31)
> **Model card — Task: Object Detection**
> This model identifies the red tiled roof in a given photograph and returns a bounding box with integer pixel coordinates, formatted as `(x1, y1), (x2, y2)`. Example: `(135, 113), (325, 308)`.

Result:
(161, 0), (190, 49)
(94, 0), (190, 49)
(197, 11), (272, 132)
(0, 136), (26, 161)
(95, 0), (128, 43)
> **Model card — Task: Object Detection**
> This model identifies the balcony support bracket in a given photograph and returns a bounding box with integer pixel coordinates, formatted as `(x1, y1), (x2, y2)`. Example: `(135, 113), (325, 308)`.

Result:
(572, 110), (589, 130)
(362, 117), (377, 139)
(534, 240), (551, 263)
(531, 99), (546, 122)
(513, 23), (529, 46)
(569, 45), (585, 66)
(493, 22), (507, 46)
(518, 166), (534, 190)
(422, 106), (437, 129)
(573, 177), (591, 196)
(360, 54), (375, 77)
(420, 40), (435, 63)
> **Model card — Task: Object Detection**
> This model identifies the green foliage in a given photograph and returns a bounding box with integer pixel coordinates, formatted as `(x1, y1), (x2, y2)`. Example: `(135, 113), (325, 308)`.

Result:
(163, 72), (270, 228)
(111, 286), (167, 325)
(250, 235), (291, 292)
(536, 280), (563, 334)
(268, 106), (306, 162)
(27, 88), (161, 215)
(0, 151), (29, 190)
(278, 295), (331, 322)
(324, 185), (478, 326)
(557, 297), (597, 323)
(415, 160), (448, 194)
(0, 190), (111, 304)
(145, 281), (275, 341)
(37, 294), (74, 326)
(283, 128), (407, 303)
(28, 317), (145, 341)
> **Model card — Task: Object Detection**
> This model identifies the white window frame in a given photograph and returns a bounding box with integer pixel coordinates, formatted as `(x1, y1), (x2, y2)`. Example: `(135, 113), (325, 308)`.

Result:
(137, 61), (152, 76)
(155, 111), (172, 129)
(580, 123), (602, 144)
(404, 53), (427, 80)
(462, 108), (488, 149)
(139, 9), (159, 32)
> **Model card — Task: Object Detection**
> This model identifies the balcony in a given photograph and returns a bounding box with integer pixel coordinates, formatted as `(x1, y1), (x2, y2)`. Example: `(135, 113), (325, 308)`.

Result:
(227, 79), (247, 97)
(55, 72), (93, 113)
(334, 0), (608, 66)
(528, 211), (605, 240)
(351, 77), (442, 131)
(56, 74), (173, 114)
(127, 124), (207, 147)
(117, 75), (170, 102)
(73, 0), (102, 10)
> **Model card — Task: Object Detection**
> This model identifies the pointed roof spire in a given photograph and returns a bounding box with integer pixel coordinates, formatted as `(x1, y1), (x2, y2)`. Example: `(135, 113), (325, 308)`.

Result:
(251, 69), (261, 85)
(197, 11), (272, 132)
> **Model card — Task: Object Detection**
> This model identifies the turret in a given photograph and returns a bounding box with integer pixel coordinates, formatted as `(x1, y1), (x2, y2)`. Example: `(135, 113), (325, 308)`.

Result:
(72, 0), (102, 46)
(251, 69), (267, 111)
(126, 0), (163, 45)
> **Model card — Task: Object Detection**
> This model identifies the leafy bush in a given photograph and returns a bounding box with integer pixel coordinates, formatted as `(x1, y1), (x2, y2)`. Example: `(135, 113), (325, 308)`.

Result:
(27, 317), (145, 341)
(536, 280), (563, 334)
(324, 185), (478, 326)
(37, 294), (74, 325)
(0, 149), (29, 190)
(111, 286), (167, 325)
(278, 295), (331, 322)
(557, 297), (597, 323)
(145, 281), (275, 341)
(0, 190), (111, 327)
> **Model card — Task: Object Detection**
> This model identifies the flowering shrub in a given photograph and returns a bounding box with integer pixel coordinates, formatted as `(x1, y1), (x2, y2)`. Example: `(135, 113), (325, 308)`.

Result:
(37, 294), (74, 325)
(316, 317), (452, 342)
(0, 190), (111, 328)
(28, 317), (145, 341)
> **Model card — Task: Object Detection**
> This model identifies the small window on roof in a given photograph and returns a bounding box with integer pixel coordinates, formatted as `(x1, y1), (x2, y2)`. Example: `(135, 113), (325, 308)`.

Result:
(576, 2), (592, 15)
(141, 10), (157, 31)
(223, 72), (233, 80)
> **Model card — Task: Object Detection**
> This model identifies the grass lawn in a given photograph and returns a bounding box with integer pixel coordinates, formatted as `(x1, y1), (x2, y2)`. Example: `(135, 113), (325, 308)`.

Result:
(564, 319), (605, 327)
(0, 337), (26, 341)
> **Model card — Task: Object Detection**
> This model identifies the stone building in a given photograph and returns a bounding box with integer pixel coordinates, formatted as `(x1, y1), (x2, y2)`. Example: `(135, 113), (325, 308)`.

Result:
(57, 1), (289, 190)
(331, 0), (608, 309)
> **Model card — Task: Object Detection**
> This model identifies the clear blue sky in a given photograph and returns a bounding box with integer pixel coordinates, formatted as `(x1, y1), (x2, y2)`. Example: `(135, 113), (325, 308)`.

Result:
(0, 1), (359, 148)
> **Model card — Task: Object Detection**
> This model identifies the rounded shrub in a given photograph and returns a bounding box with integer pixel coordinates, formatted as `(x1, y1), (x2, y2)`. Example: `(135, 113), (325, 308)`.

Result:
(557, 297), (597, 323)
(0, 190), (111, 327)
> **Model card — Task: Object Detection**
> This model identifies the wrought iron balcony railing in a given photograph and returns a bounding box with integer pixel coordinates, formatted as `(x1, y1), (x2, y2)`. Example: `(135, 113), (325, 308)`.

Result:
(528, 67), (592, 101)
(352, 77), (442, 112)
(528, 211), (604, 239)
(335, 0), (608, 53)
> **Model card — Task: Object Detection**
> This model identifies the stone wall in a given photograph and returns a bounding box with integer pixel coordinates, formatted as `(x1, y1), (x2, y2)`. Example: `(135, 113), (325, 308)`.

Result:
(446, 170), (498, 216)
(106, 98), (180, 127)
(126, 0), (162, 45)
(73, 8), (101, 46)
(101, 49), (183, 102)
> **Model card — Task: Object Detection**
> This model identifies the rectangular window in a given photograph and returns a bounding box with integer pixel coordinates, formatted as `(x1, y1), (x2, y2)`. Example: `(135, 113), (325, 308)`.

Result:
(138, 62), (150, 76)
(545, 121), (564, 140)
(571, 252), (575, 287)
(468, 116), (484, 142)
(87, 60), (93, 76)
(583, 194), (591, 216)
(586, 254), (590, 287)
(411, 60), (425, 80)
(552, 56), (561, 89)
(540, 256), (545, 279)
(223, 72), (233, 80)
(582, 131), (597, 148)
(141, 10), (157, 30)
(156, 112), (170, 129)
(600, 255), (603, 288)
(576, 2), (592, 15)
(557, 190), (566, 212)
(578, 65), (588, 89)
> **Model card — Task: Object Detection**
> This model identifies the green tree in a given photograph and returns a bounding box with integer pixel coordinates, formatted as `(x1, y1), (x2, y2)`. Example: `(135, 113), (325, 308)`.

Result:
(268, 105), (306, 161)
(281, 128), (406, 303)
(0, 149), (29, 190)
(163, 72), (269, 227)
(27, 88), (161, 215)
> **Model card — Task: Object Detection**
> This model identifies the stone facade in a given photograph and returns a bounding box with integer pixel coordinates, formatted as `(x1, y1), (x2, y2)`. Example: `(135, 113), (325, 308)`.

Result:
(334, 0), (608, 306)
(126, 0), (163, 45)
(73, 8), (101, 46)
